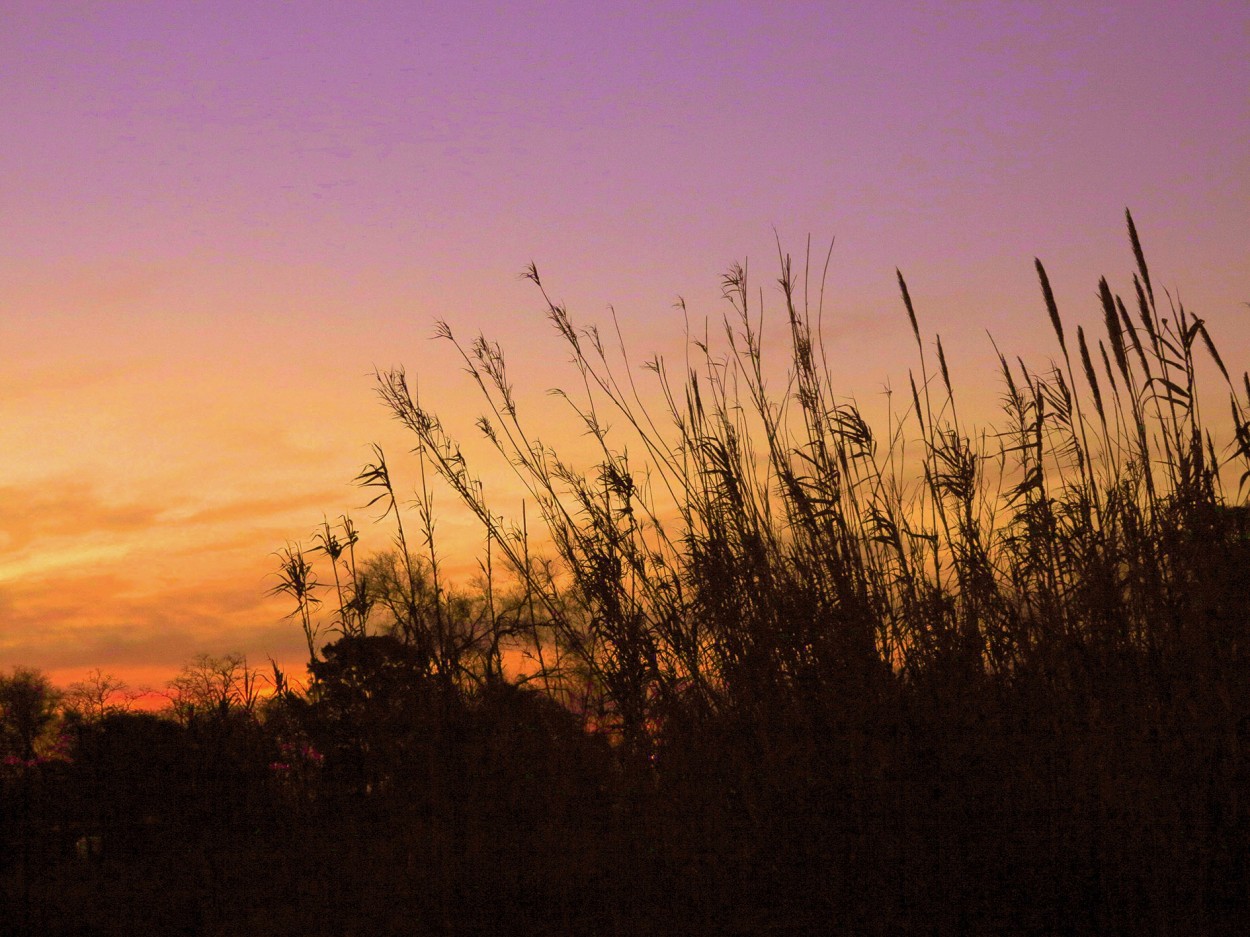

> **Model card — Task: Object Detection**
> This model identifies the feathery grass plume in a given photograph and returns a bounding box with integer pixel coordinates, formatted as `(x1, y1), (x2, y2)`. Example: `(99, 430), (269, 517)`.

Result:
(1196, 318), (1230, 383)
(1127, 207), (1154, 310)
(1100, 277), (1131, 385)
(1077, 326), (1104, 426)
(898, 268), (921, 349)
(1117, 292), (1151, 377)
(1035, 259), (1066, 354)
(936, 335), (953, 398)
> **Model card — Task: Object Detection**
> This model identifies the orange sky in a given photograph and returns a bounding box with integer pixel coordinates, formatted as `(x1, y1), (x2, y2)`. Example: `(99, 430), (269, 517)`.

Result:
(3, 2), (1248, 693)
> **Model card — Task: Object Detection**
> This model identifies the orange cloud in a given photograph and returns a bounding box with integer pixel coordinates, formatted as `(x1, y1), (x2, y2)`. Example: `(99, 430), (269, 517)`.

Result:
(0, 470), (377, 691)
(0, 562), (308, 690)
(0, 482), (162, 555)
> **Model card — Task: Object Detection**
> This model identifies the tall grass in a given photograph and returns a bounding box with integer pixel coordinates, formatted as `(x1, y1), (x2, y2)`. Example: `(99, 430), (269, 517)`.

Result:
(11, 216), (1250, 935)
(360, 211), (1246, 720)
(267, 211), (1250, 931)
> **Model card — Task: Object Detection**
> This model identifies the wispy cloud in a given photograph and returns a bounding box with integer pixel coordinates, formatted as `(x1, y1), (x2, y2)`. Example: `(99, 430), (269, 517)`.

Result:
(0, 565), (305, 672)
(0, 474), (366, 686)
(0, 482), (162, 556)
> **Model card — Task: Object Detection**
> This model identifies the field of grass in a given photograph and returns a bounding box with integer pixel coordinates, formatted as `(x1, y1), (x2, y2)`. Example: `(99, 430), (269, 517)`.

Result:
(5, 213), (1249, 934)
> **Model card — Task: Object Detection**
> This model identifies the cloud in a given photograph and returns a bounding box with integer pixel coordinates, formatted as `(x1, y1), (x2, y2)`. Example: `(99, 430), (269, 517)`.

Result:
(0, 476), (360, 687)
(0, 564), (308, 675)
(0, 472), (361, 575)
(155, 488), (358, 530)
(0, 482), (163, 556)
(0, 448), (510, 690)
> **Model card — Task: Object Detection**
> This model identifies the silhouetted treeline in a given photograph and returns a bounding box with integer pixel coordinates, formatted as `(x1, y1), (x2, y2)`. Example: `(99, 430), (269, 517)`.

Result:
(5, 216), (1250, 934)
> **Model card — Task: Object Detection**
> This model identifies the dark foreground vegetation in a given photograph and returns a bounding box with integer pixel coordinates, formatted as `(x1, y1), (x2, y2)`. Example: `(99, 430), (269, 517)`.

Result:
(5, 214), (1250, 934)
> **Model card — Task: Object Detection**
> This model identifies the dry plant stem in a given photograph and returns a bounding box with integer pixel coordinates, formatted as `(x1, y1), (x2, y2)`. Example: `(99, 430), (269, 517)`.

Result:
(271, 543), (321, 664)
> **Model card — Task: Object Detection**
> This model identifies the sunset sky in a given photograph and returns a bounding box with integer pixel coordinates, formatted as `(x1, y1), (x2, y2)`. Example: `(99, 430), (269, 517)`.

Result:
(3, 2), (1247, 693)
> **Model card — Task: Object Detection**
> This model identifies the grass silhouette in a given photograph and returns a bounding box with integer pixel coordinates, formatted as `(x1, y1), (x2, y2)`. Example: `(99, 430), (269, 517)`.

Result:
(5, 212), (1249, 934)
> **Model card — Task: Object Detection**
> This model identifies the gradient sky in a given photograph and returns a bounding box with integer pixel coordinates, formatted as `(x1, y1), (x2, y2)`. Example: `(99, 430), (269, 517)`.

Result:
(3, 2), (1248, 692)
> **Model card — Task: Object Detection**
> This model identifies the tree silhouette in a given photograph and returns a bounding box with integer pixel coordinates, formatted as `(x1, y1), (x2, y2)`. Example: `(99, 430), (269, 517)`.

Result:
(0, 667), (60, 760)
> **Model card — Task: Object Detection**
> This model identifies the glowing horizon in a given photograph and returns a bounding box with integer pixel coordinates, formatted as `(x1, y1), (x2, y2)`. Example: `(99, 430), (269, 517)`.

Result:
(3, 2), (1248, 692)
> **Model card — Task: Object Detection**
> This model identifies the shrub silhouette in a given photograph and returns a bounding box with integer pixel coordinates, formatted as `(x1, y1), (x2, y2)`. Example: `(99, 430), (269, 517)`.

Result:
(0, 667), (61, 761)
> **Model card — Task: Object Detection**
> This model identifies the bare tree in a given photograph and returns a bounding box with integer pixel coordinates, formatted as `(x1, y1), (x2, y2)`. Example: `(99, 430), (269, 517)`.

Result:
(63, 668), (136, 721)
(166, 654), (263, 723)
